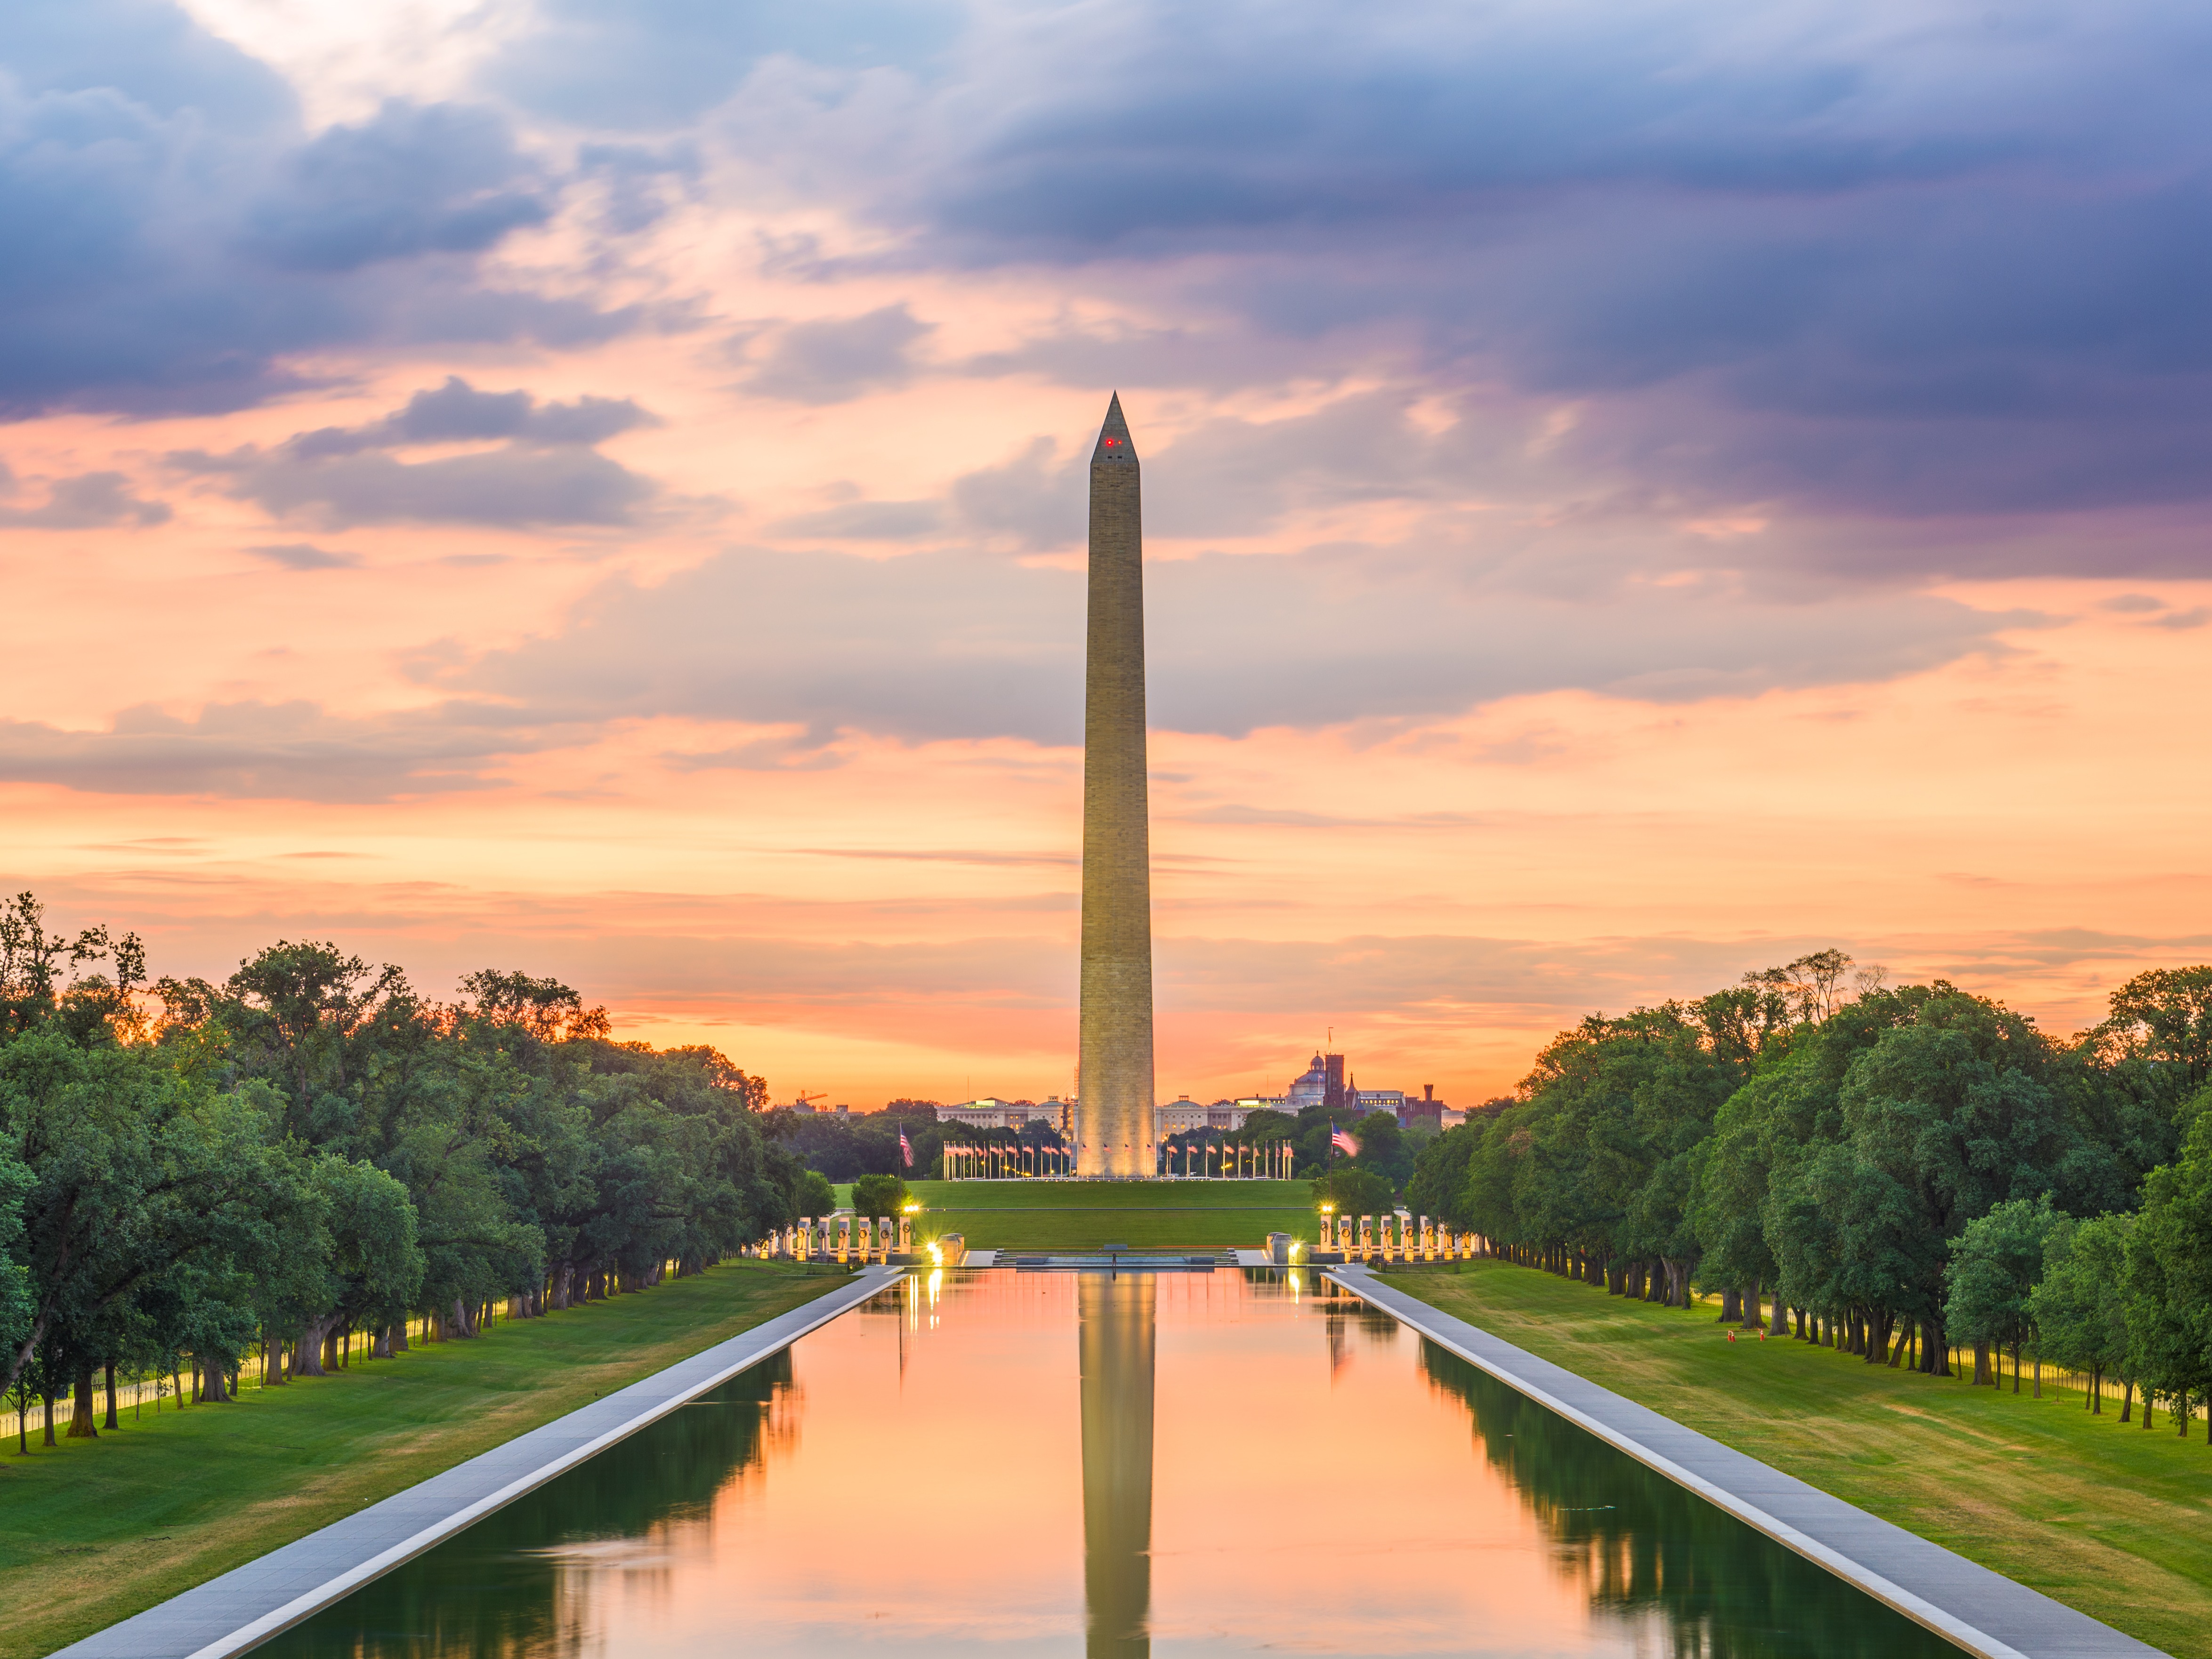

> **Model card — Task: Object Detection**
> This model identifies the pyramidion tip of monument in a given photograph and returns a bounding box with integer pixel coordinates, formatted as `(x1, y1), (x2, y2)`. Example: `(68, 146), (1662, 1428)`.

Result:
(1092, 392), (1136, 464)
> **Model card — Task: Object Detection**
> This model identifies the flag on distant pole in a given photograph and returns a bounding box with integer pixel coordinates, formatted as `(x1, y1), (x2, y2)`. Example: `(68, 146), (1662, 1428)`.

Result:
(900, 1128), (913, 1168)
(1332, 1128), (1360, 1157)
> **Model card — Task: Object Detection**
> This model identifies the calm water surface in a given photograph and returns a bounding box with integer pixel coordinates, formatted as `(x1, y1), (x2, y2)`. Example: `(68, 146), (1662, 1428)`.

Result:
(268, 1270), (1954, 1658)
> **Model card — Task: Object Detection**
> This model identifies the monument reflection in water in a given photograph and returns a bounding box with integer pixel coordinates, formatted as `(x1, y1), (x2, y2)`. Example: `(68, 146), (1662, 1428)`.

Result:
(267, 1270), (1954, 1659)
(1080, 1273), (1154, 1658)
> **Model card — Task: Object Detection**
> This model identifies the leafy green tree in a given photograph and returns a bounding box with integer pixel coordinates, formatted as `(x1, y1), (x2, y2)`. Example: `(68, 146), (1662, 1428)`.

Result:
(1311, 1168), (1393, 1226)
(0, 1029), (288, 1400)
(1348, 1110), (1413, 1186)
(2123, 1088), (2212, 1432)
(851, 1172), (910, 1217)
(798, 1170), (836, 1216)
(1230, 1109), (1296, 1149)
(1945, 1196), (2059, 1391)
(2032, 1212), (2136, 1413)
(291, 1158), (424, 1375)
(0, 1145), (31, 1374)
(1778, 988), (2076, 1371)
(457, 970), (611, 1042)
(1404, 1122), (1479, 1230)
(217, 941), (410, 1145)
(1478, 1000), (1759, 1304)
(2094, 966), (2212, 1103)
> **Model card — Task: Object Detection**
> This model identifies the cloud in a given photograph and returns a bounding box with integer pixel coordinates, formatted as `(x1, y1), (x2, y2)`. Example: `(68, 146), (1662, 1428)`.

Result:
(449, 535), (2031, 748)
(487, 0), (961, 130)
(0, 468), (169, 527)
(246, 543), (361, 571)
(240, 101), (550, 272)
(291, 376), (660, 455)
(170, 377), (663, 528)
(766, 498), (945, 540)
(195, 448), (655, 529)
(0, 1), (632, 418)
(746, 305), (933, 403)
(457, 545), (1081, 745)
(2152, 605), (2209, 630)
(654, 0), (2212, 536)
(0, 699), (554, 802)
(8, 0), (295, 135)
(2100, 594), (2166, 613)
(950, 437), (1083, 550)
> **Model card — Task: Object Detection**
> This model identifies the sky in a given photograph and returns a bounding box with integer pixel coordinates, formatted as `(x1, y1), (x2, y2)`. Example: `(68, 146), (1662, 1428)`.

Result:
(5, 0), (2210, 1109)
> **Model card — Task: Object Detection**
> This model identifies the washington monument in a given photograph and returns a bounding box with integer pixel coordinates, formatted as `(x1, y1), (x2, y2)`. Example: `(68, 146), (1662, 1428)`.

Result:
(1077, 394), (1155, 1180)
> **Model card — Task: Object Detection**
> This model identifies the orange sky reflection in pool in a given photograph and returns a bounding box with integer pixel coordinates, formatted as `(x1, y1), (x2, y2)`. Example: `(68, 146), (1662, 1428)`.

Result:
(280, 1267), (1934, 1659)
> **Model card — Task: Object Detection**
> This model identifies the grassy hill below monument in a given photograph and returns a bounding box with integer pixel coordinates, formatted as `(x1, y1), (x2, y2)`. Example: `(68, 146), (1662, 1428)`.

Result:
(835, 1178), (1319, 1252)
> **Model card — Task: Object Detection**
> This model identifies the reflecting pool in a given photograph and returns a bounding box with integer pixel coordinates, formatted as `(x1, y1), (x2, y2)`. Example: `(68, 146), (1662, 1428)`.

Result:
(266, 1269), (1955, 1658)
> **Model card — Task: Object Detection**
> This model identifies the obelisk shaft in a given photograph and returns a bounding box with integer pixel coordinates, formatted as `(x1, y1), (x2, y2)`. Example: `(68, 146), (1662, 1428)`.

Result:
(1079, 394), (1154, 1181)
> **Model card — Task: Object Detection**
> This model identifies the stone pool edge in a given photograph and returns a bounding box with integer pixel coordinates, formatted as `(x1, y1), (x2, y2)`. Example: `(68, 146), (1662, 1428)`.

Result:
(55, 1266), (903, 1659)
(1324, 1265), (2166, 1659)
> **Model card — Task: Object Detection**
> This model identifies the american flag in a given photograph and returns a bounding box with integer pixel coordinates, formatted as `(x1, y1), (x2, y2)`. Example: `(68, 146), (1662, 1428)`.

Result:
(1332, 1128), (1360, 1156)
(900, 1128), (913, 1168)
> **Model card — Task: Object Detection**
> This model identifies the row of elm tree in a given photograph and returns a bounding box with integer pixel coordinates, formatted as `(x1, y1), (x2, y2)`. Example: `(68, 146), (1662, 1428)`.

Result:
(1404, 952), (2212, 1412)
(0, 894), (820, 1441)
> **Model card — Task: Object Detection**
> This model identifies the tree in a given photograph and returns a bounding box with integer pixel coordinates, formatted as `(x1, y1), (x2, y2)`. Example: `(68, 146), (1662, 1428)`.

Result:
(2094, 966), (2212, 1102)
(851, 1172), (909, 1217)
(2123, 1087), (2212, 1433)
(220, 941), (411, 1144)
(1404, 1122), (1479, 1231)
(1311, 1168), (1393, 1224)
(289, 1158), (424, 1376)
(1350, 1110), (1413, 1186)
(1945, 1196), (2059, 1391)
(2032, 1213), (2135, 1414)
(456, 970), (610, 1042)
(1230, 1109), (1296, 1147)
(0, 1030), (289, 1400)
(0, 1146), (30, 1376)
(798, 1170), (836, 1216)
(1798, 988), (2077, 1373)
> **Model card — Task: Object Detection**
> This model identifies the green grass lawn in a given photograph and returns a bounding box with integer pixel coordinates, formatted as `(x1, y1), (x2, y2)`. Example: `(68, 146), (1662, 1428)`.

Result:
(0, 1262), (844, 1659)
(833, 1178), (1318, 1250)
(1395, 1259), (2212, 1659)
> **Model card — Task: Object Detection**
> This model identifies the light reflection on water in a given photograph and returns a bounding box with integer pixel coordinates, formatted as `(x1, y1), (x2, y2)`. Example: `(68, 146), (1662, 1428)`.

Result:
(265, 1270), (1953, 1658)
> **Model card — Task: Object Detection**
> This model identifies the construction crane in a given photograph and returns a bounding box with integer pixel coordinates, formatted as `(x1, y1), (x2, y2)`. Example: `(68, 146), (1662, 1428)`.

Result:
(791, 1090), (827, 1112)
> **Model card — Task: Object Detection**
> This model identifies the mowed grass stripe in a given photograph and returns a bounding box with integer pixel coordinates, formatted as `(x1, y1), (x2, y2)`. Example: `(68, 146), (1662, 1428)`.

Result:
(827, 1178), (1322, 1249)
(0, 1263), (844, 1659)
(1398, 1260), (2212, 1659)
(837, 1178), (1316, 1209)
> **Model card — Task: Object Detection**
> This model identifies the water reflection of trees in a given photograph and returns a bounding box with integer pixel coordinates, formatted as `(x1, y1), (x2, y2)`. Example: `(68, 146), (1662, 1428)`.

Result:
(1316, 1279), (1401, 1377)
(269, 1351), (798, 1659)
(1417, 1343), (1954, 1659)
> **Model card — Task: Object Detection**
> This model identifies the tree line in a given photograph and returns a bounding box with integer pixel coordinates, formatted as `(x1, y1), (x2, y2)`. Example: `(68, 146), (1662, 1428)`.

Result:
(0, 894), (811, 1445)
(1401, 952), (2212, 1410)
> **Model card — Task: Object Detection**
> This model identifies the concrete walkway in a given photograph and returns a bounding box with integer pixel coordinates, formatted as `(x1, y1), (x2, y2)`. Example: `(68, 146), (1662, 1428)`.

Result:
(1328, 1266), (2165, 1659)
(58, 1267), (900, 1659)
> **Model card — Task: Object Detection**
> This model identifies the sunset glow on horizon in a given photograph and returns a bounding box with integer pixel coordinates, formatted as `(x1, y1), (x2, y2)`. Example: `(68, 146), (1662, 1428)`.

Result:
(8, 0), (2211, 1108)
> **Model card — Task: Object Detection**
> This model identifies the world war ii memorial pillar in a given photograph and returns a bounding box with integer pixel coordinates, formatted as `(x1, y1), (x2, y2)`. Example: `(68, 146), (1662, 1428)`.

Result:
(1077, 394), (1155, 1181)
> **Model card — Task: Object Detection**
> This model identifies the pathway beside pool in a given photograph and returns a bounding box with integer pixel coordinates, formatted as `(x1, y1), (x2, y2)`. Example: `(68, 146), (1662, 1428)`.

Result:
(56, 1268), (899, 1659)
(1331, 1265), (2165, 1659)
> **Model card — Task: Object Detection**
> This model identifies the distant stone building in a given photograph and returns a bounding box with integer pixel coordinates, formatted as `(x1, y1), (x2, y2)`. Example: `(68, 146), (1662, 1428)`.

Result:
(936, 1097), (1070, 1133)
(1284, 1052), (1347, 1111)
(1155, 1096), (1266, 1135)
(1395, 1085), (1465, 1131)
